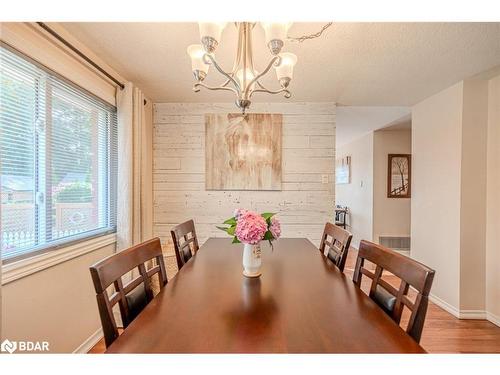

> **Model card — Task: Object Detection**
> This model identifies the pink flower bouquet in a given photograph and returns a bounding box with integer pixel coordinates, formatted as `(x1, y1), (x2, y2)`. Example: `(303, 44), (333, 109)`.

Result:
(217, 209), (281, 247)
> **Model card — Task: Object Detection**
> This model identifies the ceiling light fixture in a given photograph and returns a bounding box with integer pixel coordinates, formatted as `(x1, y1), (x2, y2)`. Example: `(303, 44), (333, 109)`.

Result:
(187, 22), (297, 114)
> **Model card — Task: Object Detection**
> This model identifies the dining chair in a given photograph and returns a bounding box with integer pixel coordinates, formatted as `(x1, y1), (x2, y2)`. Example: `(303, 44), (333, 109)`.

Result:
(89, 237), (168, 347)
(319, 222), (353, 272)
(170, 219), (200, 270)
(353, 240), (435, 343)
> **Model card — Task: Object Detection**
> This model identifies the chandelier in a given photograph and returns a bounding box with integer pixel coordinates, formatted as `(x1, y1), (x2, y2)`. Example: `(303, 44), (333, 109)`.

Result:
(187, 22), (298, 113)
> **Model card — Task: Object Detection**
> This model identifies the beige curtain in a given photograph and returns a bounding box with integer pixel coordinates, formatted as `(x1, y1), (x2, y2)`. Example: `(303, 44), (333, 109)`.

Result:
(116, 83), (153, 251)
(114, 83), (156, 321)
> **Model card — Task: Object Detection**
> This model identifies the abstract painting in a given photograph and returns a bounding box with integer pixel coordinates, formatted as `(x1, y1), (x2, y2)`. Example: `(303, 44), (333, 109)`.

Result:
(387, 154), (411, 198)
(205, 113), (282, 190)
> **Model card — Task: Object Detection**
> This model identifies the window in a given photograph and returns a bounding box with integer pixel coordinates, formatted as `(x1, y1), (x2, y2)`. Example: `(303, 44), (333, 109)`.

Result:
(1, 44), (117, 262)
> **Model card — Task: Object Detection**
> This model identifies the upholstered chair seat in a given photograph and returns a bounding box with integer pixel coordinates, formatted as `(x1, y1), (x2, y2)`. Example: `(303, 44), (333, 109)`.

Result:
(373, 285), (397, 314)
(89, 238), (168, 347)
(125, 284), (149, 322)
(353, 240), (435, 343)
(319, 222), (353, 272)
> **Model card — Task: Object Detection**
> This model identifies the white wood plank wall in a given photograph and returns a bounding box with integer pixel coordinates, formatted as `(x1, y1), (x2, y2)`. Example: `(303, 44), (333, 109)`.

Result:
(153, 102), (336, 275)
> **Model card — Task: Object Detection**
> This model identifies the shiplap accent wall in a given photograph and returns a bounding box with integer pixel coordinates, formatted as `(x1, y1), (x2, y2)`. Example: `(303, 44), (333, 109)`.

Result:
(153, 102), (336, 273)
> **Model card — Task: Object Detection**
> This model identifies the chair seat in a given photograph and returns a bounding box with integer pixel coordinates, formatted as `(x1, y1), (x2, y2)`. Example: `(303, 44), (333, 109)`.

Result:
(373, 285), (397, 314)
(171, 219), (199, 271)
(327, 248), (341, 264)
(319, 222), (352, 272)
(353, 240), (435, 343)
(89, 237), (168, 347)
(125, 284), (148, 322)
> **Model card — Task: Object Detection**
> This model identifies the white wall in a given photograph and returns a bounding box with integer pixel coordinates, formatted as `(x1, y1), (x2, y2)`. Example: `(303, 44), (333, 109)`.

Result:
(1, 242), (115, 352)
(411, 77), (496, 319)
(153, 102), (336, 267)
(459, 79), (488, 311)
(411, 82), (463, 311)
(486, 75), (500, 325)
(372, 128), (412, 243)
(336, 132), (373, 248)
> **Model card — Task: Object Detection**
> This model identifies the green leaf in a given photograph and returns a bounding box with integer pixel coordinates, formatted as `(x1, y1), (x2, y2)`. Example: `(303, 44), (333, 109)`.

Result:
(223, 217), (237, 225)
(264, 231), (274, 240)
(261, 212), (276, 220)
(216, 226), (229, 233)
(227, 226), (236, 235)
(232, 237), (241, 244)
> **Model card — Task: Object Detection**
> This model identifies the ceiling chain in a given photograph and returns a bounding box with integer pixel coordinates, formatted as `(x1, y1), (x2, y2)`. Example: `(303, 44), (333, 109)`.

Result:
(287, 22), (333, 43)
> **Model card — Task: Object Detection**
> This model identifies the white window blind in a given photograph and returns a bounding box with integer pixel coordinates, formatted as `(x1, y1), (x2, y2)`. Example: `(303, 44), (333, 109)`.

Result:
(1, 43), (117, 261)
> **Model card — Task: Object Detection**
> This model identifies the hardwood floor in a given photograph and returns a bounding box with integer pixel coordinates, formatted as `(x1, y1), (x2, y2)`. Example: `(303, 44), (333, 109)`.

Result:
(88, 247), (500, 354)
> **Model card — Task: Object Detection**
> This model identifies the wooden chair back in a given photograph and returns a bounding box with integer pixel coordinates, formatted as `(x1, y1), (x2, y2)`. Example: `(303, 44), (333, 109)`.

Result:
(353, 240), (435, 343)
(171, 219), (199, 270)
(319, 222), (353, 272)
(89, 237), (168, 347)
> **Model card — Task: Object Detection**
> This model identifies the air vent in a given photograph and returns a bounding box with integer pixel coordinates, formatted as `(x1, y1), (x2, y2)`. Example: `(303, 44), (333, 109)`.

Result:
(379, 236), (410, 255)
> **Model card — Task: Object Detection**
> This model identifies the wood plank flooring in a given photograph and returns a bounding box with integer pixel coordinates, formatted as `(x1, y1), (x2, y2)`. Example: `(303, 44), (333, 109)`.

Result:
(89, 246), (500, 353)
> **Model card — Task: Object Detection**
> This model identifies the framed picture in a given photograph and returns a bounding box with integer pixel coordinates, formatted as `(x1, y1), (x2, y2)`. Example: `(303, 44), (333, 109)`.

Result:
(205, 113), (282, 191)
(335, 156), (351, 184)
(387, 154), (411, 198)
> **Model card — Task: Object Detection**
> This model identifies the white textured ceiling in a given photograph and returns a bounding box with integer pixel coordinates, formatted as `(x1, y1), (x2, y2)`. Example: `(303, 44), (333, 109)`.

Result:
(336, 106), (411, 146)
(61, 22), (500, 106)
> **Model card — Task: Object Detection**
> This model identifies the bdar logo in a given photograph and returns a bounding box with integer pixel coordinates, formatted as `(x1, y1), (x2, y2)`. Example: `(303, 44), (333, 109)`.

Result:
(1, 339), (17, 354)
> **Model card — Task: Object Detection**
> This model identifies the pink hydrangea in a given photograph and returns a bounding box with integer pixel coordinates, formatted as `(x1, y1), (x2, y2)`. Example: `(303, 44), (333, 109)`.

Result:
(233, 208), (247, 220)
(269, 216), (281, 239)
(235, 210), (267, 244)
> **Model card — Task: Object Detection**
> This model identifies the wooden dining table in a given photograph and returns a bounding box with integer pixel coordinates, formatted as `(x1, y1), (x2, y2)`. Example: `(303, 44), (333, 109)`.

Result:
(106, 238), (425, 353)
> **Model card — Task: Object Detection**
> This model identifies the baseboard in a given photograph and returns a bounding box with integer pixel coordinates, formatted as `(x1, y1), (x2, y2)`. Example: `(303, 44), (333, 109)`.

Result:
(429, 294), (493, 321)
(73, 327), (103, 354)
(429, 294), (460, 318)
(459, 310), (487, 319)
(487, 312), (500, 327)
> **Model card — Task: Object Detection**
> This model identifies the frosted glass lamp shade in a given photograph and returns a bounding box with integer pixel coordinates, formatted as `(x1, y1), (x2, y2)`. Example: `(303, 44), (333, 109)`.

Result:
(275, 52), (297, 80)
(199, 22), (227, 51)
(187, 44), (209, 75)
(261, 23), (292, 44)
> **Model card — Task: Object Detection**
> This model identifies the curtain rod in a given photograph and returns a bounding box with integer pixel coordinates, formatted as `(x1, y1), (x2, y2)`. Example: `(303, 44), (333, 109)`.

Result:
(36, 22), (125, 90)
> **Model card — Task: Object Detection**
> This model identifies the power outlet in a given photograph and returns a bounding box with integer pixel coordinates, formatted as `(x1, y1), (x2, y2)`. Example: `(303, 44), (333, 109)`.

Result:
(321, 175), (329, 184)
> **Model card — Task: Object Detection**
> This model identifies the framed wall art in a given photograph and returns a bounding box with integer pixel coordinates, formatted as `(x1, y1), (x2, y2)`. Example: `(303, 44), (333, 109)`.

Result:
(205, 113), (282, 191)
(387, 154), (411, 198)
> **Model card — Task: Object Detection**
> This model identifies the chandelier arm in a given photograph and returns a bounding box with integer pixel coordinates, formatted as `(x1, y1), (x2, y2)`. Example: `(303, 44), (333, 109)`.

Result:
(193, 82), (239, 95)
(249, 87), (291, 99)
(220, 78), (233, 88)
(203, 53), (241, 93)
(256, 81), (266, 90)
(243, 56), (281, 97)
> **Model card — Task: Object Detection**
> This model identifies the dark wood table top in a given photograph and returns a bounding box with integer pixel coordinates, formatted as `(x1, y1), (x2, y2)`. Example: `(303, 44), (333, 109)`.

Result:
(106, 238), (425, 353)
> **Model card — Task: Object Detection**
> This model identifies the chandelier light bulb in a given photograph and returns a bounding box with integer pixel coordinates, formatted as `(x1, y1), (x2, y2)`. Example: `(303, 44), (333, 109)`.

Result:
(275, 52), (297, 86)
(198, 22), (227, 52)
(261, 22), (293, 55)
(236, 68), (258, 91)
(187, 44), (209, 80)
